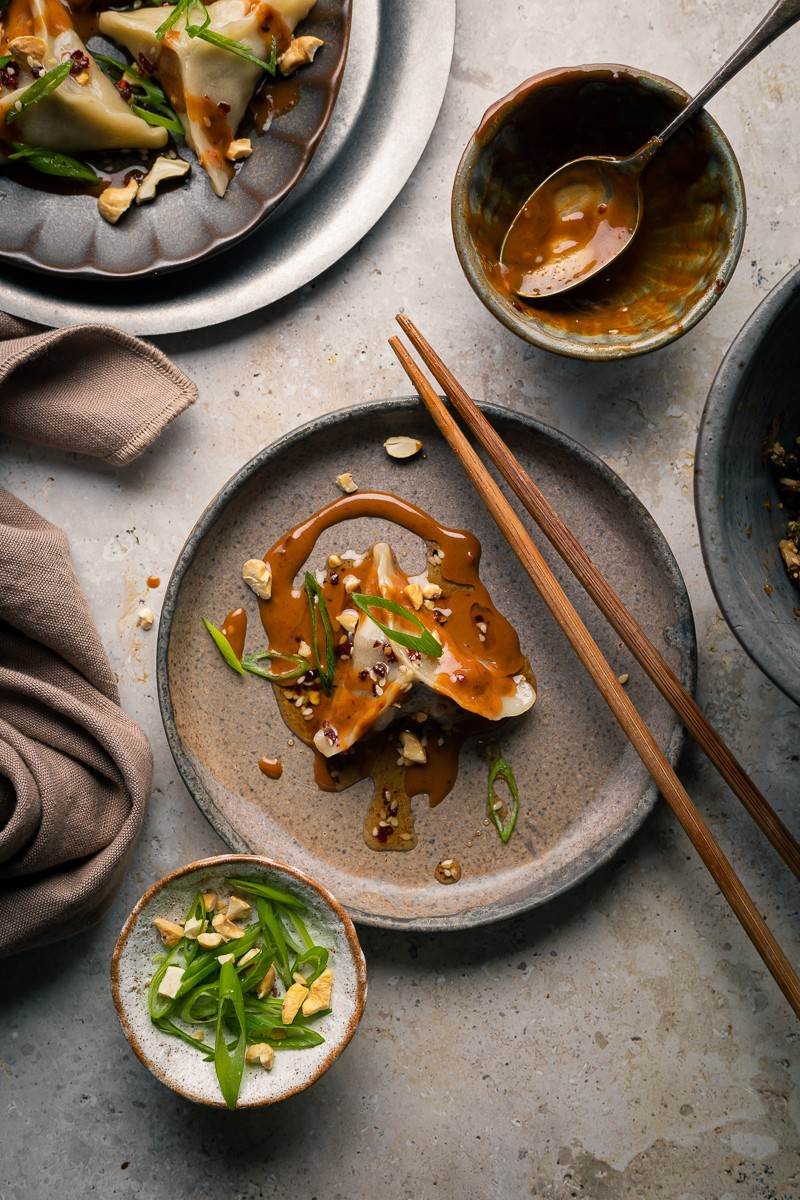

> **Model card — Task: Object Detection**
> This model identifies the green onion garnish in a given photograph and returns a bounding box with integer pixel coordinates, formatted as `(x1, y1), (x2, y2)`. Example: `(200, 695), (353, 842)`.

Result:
(304, 572), (336, 695)
(351, 593), (443, 659)
(202, 617), (245, 675)
(226, 877), (306, 910)
(131, 104), (184, 135)
(92, 50), (126, 78)
(191, 28), (276, 72)
(215, 960), (247, 1110)
(0, 54), (12, 69)
(487, 756), (521, 844)
(8, 142), (98, 182)
(241, 650), (311, 683)
(6, 60), (71, 124)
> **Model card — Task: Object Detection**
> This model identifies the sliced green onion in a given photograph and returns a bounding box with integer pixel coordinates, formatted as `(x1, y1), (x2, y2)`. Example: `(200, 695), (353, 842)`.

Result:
(148, 892), (205, 1020)
(155, 0), (192, 39)
(487, 756), (521, 844)
(192, 28), (276, 72)
(287, 909), (313, 950)
(226, 877), (307, 910)
(154, 1016), (211, 1054)
(0, 54), (13, 69)
(241, 650), (311, 683)
(256, 897), (292, 987)
(202, 617), (245, 675)
(215, 960), (247, 1109)
(6, 60), (71, 124)
(304, 572), (336, 695)
(8, 142), (98, 182)
(293, 945), (328, 987)
(351, 593), (443, 659)
(131, 104), (184, 134)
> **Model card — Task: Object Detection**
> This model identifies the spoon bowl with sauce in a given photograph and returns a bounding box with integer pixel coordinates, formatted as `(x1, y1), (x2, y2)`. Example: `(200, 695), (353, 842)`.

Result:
(499, 0), (800, 303)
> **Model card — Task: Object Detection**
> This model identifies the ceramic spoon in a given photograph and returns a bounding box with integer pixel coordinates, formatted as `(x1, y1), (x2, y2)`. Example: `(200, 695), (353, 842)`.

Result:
(500, 0), (800, 300)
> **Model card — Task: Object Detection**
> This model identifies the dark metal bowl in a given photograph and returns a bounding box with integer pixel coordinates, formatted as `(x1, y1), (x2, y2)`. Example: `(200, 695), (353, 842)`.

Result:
(0, 0), (350, 280)
(452, 65), (746, 361)
(696, 265), (800, 706)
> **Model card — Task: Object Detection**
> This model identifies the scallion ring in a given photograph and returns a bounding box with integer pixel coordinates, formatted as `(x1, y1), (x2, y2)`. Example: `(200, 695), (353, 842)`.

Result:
(487, 755), (521, 844)
(241, 650), (311, 684)
(202, 617), (245, 675)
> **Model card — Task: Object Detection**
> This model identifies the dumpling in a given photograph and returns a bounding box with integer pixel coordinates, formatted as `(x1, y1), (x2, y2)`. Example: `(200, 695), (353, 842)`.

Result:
(0, 0), (168, 151)
(99, 0), (315, 197)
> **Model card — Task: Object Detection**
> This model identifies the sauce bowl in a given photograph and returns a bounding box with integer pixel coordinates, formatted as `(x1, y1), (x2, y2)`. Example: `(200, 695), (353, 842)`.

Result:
(452, 65), (746, 361)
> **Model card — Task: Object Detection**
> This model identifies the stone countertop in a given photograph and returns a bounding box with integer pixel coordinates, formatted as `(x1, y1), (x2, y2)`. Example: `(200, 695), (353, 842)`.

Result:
(3, 1), (799, 1196)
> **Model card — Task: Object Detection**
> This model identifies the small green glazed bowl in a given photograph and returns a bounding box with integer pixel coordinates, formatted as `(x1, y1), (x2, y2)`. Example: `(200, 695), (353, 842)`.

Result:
(452, 65), (746, 361)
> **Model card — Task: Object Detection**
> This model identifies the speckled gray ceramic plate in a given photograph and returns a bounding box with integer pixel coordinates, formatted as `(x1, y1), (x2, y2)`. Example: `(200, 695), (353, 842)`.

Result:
(111, 854), (367, 1107)
(0, 0), (455, 329)
(0, 0), (351, 280)
(696, 263), (800, 706)
(158, 399), (696, 930)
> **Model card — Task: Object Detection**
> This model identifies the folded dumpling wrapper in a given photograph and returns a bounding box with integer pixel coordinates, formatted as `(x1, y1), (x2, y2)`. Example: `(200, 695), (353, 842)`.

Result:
(99, 0), (315, 196)
(0, 0), (168, 151)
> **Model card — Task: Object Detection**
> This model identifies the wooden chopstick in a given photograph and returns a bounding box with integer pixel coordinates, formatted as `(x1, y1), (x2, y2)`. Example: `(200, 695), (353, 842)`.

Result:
(389, 332), (800, 1019)
(396, 314), (800, 883)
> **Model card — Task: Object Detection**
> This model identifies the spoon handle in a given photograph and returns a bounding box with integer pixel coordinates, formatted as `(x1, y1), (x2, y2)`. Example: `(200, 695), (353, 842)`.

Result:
(657, 0), (800, 146)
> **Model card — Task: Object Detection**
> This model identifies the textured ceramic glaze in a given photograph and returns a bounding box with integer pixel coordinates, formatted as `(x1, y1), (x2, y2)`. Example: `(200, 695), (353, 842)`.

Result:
(111, 854), (367, 1107)
(452, 65), (745, 361)
(0, 0), (350, 279)
(157, 400), (696, 930)
(696, 264), (800, 707)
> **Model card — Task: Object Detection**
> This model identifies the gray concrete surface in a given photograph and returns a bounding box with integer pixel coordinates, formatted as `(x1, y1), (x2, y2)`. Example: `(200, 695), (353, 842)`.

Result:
(3, 1), (799, 1196)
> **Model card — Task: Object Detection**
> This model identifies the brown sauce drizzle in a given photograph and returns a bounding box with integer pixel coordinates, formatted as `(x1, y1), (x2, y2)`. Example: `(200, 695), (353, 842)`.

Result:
(221, 606), (247, 661)
(250, 492), (534, 852)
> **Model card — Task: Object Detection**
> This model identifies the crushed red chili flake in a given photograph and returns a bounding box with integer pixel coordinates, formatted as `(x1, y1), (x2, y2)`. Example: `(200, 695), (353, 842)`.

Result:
(218, 100), (231, 113)
(0, 62), (20, 89)
(358, 669), (370, 680)
(322, 721), (338, 745)
(432, 608), (448, 625)
(117, 78), (133, 101)
(69, 48), (90, 75)
(137, 53), (155, 75)
(373, 661), (388, 679)
(375, 825), (392, 843)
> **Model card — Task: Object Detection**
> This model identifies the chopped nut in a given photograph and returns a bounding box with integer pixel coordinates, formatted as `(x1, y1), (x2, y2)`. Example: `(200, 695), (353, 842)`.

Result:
(336, 472), (358, 494)
(342, 574), (360, 593)
(73, 70), (89, 85)
(298, 640), (312, 657)
(403, 582), (424, 610)
(197, 931), (224, 949)
(327, 553), (343, 569)
(257, 964), (276, 999)
(435, 857), (462, 885)
(136, 606), (156, 630)
(242, 558), (272, 600)
(617, 672), (630, 685)
(384, 435), (423, 460)
(301, 968), (333, 1016)
(421, 581), (442, 599)
(211, 911), (244, 941)
(225, 895), (252, 921)
(279, 34), (324, 75)
(225, 136), (252, 162)
(237, 947), (260, 967)
(153, 917), (184, 948)
(292, 971), (308, 986)
(157, 964), (184, 998)
(399, 729), (427, 765)
(217, 953), (235, 965)
(97, 178), (138, 225)
(337, 608), (359, 634)
(780, 538), (800, 580)
(245, 1042), (274, 1069)
(201, 890), (217, 912)
(281, 981), (309, 1024)
(135, 154), (190, 203)
(183, 916), (204, 940)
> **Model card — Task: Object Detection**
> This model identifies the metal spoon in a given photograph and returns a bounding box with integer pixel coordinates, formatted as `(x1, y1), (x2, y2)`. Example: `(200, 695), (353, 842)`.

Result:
(500, 0), (800, 300)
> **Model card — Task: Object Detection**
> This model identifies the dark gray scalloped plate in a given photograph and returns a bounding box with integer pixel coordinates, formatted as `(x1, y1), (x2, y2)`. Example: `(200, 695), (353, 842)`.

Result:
(0, 0), (350, 279)
(158, 399), (696, 931)
(695, 264), (800, 707)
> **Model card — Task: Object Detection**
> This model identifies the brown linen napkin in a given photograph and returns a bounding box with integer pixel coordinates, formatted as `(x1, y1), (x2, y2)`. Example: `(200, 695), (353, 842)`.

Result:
(0, 315), (197, 956)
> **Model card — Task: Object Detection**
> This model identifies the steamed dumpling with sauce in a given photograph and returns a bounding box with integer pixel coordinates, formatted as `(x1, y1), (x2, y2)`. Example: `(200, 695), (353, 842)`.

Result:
(0, 0), (168, 150)
(98, 0), (316, 197)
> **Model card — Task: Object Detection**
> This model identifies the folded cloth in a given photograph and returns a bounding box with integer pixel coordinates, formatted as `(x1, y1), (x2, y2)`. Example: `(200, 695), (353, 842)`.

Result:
(0, 313), (196, 464)
(0, 316), (197, 956)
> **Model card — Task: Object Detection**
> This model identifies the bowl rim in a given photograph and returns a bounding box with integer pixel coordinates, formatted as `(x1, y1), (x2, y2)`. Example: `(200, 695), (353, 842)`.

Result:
(110, 852), (368, 1108)
(695, 263), (800, 707)
(451, 62), (747, 362)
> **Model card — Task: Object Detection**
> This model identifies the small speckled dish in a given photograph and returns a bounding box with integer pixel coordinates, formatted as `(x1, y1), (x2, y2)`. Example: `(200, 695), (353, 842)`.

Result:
(111, 854), (367, 1108)
(452, 65), (746, 361)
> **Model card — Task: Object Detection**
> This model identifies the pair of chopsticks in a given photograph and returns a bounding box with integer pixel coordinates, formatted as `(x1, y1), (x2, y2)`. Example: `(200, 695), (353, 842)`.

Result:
(389, 314), (800, 1020)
